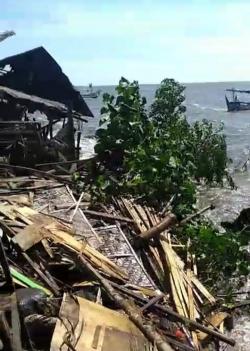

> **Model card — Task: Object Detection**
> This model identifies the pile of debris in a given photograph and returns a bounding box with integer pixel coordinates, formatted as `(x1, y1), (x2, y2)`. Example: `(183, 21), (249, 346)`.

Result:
(0, 164), (236, 351)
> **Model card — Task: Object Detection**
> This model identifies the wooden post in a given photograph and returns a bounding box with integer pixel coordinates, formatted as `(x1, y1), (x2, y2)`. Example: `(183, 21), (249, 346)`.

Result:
(67, 105), (75, 160)
(49, 118), (53, 139)
(76, 131), (81, 160)
(0, 236), (13, 291)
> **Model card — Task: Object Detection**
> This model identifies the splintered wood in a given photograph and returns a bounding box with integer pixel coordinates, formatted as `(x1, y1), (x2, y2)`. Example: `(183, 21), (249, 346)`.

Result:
(0, 178), (235, 351)
(0, 203), (127, 281)
(32, 187), (153, 287)
(115, 197), (218, 349)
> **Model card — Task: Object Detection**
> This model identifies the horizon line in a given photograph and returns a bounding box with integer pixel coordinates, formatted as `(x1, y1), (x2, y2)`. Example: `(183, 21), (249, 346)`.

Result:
(76, 80), (250, 87)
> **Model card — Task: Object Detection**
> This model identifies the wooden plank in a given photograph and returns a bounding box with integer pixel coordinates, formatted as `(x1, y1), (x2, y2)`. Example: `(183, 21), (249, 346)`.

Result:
(161, 241), (189, 317)
(191, 275), (216, 304)
(140, 293), (164, 312)
(0, 164), (72, 185)
(197, 312), (229, 342)
(10, 293), (23, 351)
(78, 257), (173, 351)
(187, 246), (199, 349)
(14, 224), (46, 251)
(46, 222), (128, 281)
(134, 204), (151, 229)
(14, 219), (127, 281)
(36, 159), (85, 167)
(6, 201), (126, 281)
(50, 294), (151, 351)
(22, 252), (60, 296)
(0, 194), (31, 206)
(144, 207), (157, 226)
(121, 198), (147, 232)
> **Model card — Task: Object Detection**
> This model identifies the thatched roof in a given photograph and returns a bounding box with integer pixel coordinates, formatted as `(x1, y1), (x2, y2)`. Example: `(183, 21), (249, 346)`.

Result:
(0, 85), (68, 115)
(0, 47), (93, 117)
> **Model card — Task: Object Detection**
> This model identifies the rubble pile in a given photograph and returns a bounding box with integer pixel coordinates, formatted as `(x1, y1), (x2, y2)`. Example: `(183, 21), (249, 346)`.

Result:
(0, 165), (236, 351)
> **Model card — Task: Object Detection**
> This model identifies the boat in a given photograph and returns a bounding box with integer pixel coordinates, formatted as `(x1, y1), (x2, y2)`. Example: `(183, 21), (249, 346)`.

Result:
(81, 83), (100, 99)
(225, 88), (250, 111)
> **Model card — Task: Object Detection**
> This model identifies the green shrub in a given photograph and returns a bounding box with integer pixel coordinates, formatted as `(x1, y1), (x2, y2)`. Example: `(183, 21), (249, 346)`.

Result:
(90, 77), (249, 289)
(180, 223), (249, 287)
(94, 77), (229, 214)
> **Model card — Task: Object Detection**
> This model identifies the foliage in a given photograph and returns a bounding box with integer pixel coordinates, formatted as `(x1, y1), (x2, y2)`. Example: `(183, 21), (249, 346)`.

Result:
(95, 77), (149, 170)
(93, 77), (229, 214)
(177, 222), (249, 288)
(190, 120), (228, 183)
(87, 77), (248, 290)
(150, 78), (186, 123)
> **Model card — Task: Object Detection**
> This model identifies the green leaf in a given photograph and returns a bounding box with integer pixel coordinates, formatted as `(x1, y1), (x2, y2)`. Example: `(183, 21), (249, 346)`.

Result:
(169, 156), (177, 168)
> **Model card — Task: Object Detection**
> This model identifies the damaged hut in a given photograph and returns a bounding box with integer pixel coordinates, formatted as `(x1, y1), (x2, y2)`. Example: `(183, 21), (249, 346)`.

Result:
(0, 47), (93, 166)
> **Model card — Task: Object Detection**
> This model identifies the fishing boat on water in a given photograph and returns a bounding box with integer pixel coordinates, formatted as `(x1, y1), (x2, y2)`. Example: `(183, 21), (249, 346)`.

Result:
(81, 83), (100, 99)
(225, 88), (250, 111)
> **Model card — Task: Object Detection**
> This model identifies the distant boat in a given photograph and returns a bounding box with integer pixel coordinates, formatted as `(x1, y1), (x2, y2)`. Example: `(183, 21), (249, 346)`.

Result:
(81, 83), (100, 99)
(225, 88), (250, 111)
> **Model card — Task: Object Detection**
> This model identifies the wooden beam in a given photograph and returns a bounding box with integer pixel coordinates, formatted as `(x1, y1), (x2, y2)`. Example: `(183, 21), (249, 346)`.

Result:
(0, 164), (72, 185)
(35, 158), (88, 168)
(110, 282), (235, 347)
(136, 214), (177, 244)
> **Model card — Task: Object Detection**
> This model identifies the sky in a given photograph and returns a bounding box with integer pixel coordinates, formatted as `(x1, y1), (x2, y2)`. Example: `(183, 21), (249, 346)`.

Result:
(0, 0), (250, 85)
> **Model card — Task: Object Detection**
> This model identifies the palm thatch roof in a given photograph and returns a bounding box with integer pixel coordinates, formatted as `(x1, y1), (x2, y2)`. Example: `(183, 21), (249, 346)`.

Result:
(0, 47), (93, 117)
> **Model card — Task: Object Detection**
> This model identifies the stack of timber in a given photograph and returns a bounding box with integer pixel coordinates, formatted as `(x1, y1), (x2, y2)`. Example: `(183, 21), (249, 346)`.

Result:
(0, 168), (236, 351)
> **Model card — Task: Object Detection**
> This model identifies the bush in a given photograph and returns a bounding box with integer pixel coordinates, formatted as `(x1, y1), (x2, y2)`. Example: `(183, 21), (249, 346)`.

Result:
(94, 77), (229, 214)
(90, 77), (249, 289)
(178, 222), (249, 287)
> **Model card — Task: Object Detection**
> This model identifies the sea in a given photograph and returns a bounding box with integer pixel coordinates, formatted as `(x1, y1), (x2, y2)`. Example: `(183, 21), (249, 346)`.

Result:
(78, 82), (250, 221)
(79, 82), (250, 349)
(79, 82), (250, 164)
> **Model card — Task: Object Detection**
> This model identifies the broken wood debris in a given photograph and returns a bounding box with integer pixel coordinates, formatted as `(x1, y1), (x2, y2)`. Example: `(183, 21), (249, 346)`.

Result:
(0, 175), (236, 351)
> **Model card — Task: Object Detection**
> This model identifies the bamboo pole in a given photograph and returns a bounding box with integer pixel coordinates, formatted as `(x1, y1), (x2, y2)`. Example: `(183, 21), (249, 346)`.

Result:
(179, 205), (215, 226)
(66, 185), (101, 243)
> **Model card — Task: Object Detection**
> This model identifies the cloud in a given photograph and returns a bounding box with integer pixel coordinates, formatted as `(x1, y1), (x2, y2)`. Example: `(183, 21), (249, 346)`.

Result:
(1, 0), (250, 84)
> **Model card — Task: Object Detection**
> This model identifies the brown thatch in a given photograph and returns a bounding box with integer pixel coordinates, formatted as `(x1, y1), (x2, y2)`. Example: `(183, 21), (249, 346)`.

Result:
(0, 85), (68, 116)
(0, 47), (93, 117)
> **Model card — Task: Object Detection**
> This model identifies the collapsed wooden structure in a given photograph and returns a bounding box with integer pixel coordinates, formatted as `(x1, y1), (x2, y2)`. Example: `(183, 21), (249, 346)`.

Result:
(0, 47), (93, 165)
(0, 47), (92, 117)
(0, 165), (236, 351)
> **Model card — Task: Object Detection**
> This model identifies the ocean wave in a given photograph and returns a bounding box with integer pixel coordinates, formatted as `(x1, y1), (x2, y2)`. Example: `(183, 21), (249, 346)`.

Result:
(211, 107), (226, 112)
(191, 103), (225, 112)
(79, 137), (96, 159)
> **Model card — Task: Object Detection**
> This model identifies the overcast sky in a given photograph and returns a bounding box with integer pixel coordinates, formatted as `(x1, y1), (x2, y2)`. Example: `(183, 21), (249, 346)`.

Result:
(0, 0), (250, 85)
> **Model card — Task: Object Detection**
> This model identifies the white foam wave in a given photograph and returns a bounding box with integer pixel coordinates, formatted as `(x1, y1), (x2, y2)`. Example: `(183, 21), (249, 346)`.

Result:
(191, 103), (225, 112)
(79, 137), (96, 159)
